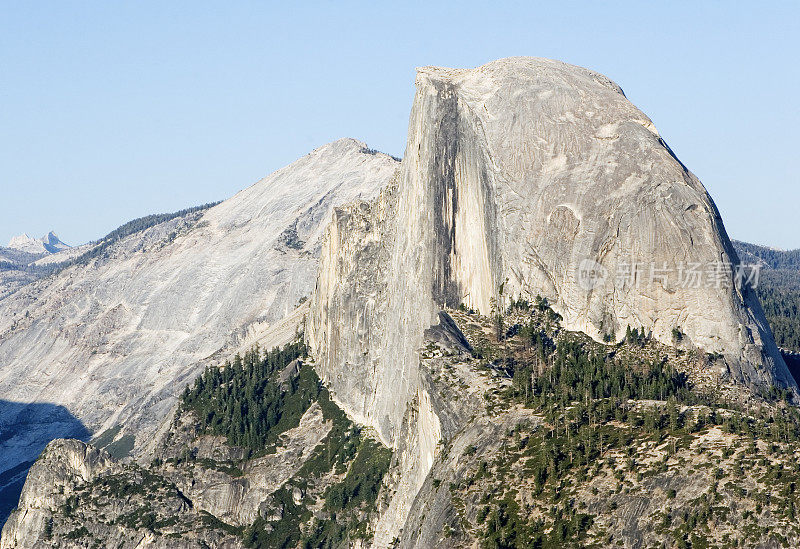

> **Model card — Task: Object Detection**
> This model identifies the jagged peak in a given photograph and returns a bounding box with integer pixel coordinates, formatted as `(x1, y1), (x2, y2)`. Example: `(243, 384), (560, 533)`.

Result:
(7, 233), (35, 247)
(43, 231), (61, 243)
(8, 232), (68, 248)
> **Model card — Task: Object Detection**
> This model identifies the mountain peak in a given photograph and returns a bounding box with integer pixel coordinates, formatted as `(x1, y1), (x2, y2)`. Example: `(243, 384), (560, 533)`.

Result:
(7, 231), (70, 254)
(310, 137), (394, 158)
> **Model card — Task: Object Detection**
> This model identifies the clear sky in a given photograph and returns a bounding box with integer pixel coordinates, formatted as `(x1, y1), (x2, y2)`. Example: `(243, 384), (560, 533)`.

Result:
(2, 2), (798, 249)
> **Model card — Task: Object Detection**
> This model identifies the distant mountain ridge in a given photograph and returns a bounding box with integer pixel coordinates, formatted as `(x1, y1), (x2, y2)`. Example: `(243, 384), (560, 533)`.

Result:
(2, 58), (800, 548)
(733, 240), (800, 290)
(0, 205), (223, 301)
(732, 241), (800, 359)
(0, 233), (73, 301)
(6, 232), (69, 255)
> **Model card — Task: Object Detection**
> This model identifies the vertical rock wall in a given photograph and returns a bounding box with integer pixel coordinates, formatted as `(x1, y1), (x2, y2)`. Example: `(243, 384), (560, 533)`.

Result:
(308, 57), (797, 545)
(310, 60), (795, 451)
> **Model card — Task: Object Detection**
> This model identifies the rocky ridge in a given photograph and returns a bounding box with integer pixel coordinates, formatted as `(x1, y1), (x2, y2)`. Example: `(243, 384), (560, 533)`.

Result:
(3, 57), (799, 549)
(6, 233), (69, 256)
(308, 57), (797, 543)
(0, 138), (398, 525)
(310, 57), (794, 454)
(2, 346), (392, 549)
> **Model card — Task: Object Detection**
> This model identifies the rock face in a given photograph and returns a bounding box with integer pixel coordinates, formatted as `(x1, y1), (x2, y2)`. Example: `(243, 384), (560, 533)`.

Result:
(0, 440), (119, 549)
(0, 437), (246, 549)
(152, 403), (332, 527)
(0, 139), (398, 524)
(1, 356), (390, 548)
(4, 57), (800, 549)
(308, 58), (797, 544)
(310, 58), (795, 448)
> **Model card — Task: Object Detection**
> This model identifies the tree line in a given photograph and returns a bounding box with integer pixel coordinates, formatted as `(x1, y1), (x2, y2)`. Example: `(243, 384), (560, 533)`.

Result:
(181, 340), (310, 452)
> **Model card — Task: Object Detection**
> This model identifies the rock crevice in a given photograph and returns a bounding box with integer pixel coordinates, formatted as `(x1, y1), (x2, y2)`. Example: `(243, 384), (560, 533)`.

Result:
(307, 57), (797, 544)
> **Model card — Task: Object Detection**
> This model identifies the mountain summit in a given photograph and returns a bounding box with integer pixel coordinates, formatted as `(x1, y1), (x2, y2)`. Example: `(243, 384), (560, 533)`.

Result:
(310, 56), (796, 448)
(7, 231), (70, 255)
(0, 138), (398, 525)
(3, 60), (800, 549)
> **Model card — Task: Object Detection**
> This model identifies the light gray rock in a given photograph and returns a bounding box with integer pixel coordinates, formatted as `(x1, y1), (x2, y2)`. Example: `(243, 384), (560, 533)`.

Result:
(1, 439), (118, 549)
(1, 438), (246, 548)
(310, 57), (795, 447)
(154, 402), (332, 526)
(308, 178), (404, 444)
(0, 139), (398, 523)
(307, 57), (797, 545)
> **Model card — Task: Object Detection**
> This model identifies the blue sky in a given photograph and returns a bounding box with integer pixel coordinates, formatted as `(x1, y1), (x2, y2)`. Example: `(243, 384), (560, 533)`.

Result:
(2, 2), (798, 249)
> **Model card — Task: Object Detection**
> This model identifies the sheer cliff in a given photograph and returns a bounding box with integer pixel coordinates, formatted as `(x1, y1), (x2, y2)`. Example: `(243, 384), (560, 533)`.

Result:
(309, 57), (795, 450)
(7, 308), (800, 549)
(3, 57), (799, 549)
(0, 139), (398, 524)
(306, 58), (797, 545)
